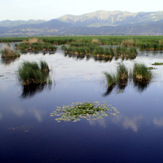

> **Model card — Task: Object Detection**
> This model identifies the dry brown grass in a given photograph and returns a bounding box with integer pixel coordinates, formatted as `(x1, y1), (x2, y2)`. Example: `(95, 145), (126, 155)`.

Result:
(23, 38), (42, 44)
(121, 39), (134, 47)
(91, 38), (101, 45)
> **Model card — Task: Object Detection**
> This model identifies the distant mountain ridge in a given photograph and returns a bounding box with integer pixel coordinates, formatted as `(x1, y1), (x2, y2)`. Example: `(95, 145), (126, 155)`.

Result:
(58, 10), (163, 27)
(0, 20), (46, 27)
(1, 10), (163, 36)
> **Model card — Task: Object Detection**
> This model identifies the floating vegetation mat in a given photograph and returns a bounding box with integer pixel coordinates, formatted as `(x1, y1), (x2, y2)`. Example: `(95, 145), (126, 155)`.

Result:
(152, 62), (163, 66)
(50, 102), (119, 122)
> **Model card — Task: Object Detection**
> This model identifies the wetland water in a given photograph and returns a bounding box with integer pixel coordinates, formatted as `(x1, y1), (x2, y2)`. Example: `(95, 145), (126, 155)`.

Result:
(1, 45), (163, 162)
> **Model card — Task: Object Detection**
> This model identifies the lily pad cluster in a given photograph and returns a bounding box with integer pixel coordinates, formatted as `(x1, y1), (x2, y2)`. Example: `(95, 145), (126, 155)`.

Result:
(50, 102), (119, 122)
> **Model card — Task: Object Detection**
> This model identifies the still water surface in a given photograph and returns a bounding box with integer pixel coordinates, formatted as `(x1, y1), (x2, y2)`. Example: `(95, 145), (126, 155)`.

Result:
(1, 45), (163, 162)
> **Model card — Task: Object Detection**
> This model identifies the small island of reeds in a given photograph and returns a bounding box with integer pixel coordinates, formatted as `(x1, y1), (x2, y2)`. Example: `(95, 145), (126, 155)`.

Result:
(104, 63), (152, 93)
(152, 62), (163, 66)
(62, 42), (138, 61)
(18, 61), (51, 85)
(50, 101), (119, 122)
(1, 45), (20, 59)
(133, 63), (152, 82)
(16, 38), (57, 53)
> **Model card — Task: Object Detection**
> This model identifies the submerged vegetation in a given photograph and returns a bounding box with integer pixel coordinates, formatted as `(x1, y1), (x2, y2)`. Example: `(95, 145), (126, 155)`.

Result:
(1, 45), (20, 59)
(18, 61), (51, 85)
(50, 102), (119, 122)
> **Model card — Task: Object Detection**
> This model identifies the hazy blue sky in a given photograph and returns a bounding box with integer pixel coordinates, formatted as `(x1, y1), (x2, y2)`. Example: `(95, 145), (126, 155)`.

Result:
(0, 0), (163, 20)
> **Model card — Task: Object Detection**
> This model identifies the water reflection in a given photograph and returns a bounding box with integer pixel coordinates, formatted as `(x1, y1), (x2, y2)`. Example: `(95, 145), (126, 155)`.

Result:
(111, 115), (143, 132)
(87, 114), (143, 133)
(65, 53), (115, 62)
(20, 83), (52, 98)
(1, 57), (19, 65)
(103, 85), (115, 96)
(153, 117), (163, 127)
(103, 79), (151, 96)
(117, 80), (128, 90)
(133, 80), (150, 92)
(121, 116), (143, 132)
(103, 77), (128, 96)
(88, 119), (106, 128)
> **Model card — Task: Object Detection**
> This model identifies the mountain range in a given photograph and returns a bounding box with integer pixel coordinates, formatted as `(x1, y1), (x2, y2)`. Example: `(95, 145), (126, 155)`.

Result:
(1, 10), (163, 36)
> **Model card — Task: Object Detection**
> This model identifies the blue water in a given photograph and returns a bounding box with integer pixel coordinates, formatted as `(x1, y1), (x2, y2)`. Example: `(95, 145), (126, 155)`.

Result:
(1, 45), (163, 162)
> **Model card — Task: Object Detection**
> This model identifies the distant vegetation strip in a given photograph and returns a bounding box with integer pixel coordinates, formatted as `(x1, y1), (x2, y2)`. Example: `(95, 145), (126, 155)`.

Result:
(61, 42), (137, 60)
(1, 36), (163, 51)
(15, 38), (57, 53)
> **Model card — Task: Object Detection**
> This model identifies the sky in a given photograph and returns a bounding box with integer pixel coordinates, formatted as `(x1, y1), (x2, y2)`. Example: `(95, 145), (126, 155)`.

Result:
(0, 0), (163, 21)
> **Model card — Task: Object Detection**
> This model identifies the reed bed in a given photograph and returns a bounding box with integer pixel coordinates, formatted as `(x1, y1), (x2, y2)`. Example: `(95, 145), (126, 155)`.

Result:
(104, 63), (152, 93)
(1, 45), (20, 59)
(133, 63), (152, 82)
(62, 43), (138, 60)
(18, 61), (51, 85)
(16, 42), (57, 53)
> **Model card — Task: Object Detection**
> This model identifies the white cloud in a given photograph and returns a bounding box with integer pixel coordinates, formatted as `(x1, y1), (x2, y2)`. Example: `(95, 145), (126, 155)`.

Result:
(153, 117), (163, 127)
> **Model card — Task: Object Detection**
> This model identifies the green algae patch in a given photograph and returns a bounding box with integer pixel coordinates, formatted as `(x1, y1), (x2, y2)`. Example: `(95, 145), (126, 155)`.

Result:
(152, 62), (163, 66)
(50, 102), (119, 122)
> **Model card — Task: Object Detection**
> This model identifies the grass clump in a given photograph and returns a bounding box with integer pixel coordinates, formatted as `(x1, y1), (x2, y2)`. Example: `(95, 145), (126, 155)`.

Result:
(62, 42), (138, 61)
(148, 67), (156, 70)
(104, 63), (128, 86)
(50, 102), (119, 122)
(152, 62), (163, 66)
(104, 72), (117, 87)
(18, 61), (51, 85)
(104, 63), (152, 94)
(117, 63), (128, 82)
(1, 45), (20, 59)
(104, 63), (128, 94)
(17, 41), (57, 53)
(133, 63), (152, 82)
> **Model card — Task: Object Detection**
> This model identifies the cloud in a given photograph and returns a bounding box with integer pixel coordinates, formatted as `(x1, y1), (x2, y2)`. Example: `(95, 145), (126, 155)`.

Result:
(11, 106), (24, 117)
(153, 117), (163, 127)
(30, 109), (43, 123)
(88, 119), (106, 128)
(112, 115), (143, 132)
(122, 116), (142, 132)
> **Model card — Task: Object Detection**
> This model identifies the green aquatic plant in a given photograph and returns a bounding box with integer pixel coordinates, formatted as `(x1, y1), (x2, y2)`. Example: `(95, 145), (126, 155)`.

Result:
(18, 61), (51, 85)
(50, 102), (119, 122)
(104, 72), (117, 87)
(62, 41), (138, 61)
(152, 62), (163, 66)
(148, 67), (156, 70)
(1, 45), (20, 59)
(40, 61), (49, 73)
(117, 63), (128, 82)
(133, 63), (152, 82)
(17, 42), (57, 53)
(127, 47), (138, 59)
